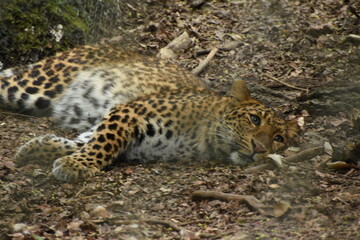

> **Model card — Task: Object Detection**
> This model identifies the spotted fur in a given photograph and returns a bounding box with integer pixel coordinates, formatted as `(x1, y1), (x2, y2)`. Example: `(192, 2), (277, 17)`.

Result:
(16, 80), (299, 182)
(3, 45), (299, 182)
(1, 45), (202, 130)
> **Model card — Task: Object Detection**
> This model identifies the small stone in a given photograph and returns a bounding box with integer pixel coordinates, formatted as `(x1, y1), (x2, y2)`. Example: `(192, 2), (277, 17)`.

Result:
(12, 223), (28, 233)
(80, 211), (90, 221)
(90, 205), (110, 218)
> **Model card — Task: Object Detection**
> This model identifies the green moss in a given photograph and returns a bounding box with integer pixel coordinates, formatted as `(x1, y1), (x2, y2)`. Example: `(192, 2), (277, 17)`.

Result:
(0, 0), (90, 68)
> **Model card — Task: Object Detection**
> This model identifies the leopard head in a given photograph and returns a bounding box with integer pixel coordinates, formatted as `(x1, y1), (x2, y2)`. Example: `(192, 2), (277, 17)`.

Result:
(217, 80), (299, 166)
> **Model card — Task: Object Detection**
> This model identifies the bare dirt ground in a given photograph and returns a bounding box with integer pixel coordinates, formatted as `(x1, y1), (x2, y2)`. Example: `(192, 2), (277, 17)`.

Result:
(1, 0), (360, 239)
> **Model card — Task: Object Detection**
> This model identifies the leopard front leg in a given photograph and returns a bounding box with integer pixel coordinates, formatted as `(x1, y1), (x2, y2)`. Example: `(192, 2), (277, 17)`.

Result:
(52, 153), (102, 182)
(15, 134), (84, 166)
(52, 105), (139, 182)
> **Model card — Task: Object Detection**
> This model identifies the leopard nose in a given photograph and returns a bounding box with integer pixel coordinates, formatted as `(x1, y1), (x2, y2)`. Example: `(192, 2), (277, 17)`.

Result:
(252, 140), (267, 153)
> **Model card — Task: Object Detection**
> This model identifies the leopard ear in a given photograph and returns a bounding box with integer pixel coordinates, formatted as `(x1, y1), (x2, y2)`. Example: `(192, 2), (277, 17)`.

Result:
(286, 119), (301, 140)
(230, 80), (251, 102)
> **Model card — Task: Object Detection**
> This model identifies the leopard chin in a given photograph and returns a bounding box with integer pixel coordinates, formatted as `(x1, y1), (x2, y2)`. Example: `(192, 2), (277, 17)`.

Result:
(229, 152), (255, 166)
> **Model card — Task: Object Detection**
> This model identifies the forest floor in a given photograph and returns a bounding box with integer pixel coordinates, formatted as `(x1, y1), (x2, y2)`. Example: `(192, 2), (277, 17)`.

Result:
(1, 0), (360, 239)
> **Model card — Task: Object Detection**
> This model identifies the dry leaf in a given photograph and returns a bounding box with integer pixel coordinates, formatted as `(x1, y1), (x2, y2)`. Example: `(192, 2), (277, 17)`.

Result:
(323, 142), (333, 156)
(267, 154), (284, 168)
(67, 220), (83, 231)
(327, 161), (354, 170)
(180, 229), (200, 240)
(274, 201), (291, 218)
(269, 184), (280, 189)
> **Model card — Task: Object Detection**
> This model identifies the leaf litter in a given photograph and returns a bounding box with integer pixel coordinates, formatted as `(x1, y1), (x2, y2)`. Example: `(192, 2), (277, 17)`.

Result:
(1, 0), (360, 239)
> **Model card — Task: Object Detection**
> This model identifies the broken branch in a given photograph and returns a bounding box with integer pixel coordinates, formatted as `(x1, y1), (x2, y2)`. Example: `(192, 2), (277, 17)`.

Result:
(243, 145), (324, 174)
(157, 32), (193, 60)
(285, 145), (324, 163)
(192, 47), (218, 76)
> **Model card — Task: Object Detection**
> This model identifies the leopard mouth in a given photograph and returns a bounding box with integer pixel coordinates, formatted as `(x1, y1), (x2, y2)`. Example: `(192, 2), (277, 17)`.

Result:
(236, 139), (266, 163)
(229, 140), (266, 166)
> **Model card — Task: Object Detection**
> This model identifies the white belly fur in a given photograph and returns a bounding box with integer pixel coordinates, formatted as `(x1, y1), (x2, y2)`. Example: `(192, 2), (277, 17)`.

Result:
(53, 66), (144, 130)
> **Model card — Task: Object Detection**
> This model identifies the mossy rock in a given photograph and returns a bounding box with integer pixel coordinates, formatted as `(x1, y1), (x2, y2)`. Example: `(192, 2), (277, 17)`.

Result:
(0, 0), (89, 69)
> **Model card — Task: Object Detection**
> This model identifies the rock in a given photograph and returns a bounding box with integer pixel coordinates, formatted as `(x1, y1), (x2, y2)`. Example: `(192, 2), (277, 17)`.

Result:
(302, 82), (360, 115)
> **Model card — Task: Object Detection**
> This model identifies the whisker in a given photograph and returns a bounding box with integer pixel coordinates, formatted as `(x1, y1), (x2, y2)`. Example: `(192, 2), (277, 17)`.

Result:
(200, 114), (248, 153)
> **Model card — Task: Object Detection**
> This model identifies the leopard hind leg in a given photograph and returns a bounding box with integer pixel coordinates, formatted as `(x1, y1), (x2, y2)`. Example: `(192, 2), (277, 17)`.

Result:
(15, 134), (85, 166)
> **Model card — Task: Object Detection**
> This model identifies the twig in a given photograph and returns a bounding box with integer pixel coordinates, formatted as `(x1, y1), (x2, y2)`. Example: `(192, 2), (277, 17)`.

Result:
(316, 169), (360, 181)
(75, 185), (87, 197)
(0, 110), (40, 119)
(243, 145), (324, 174)
(93, 219), (183, 230)
(94, 218), (203, 238)
(141, 219), (184, 231)
(191, 191), (270, 216)
(192, 48), (218, 76)
(242, 163), (277, 173)
(263, 73), (309, 93)
(179, 219), (213, 226)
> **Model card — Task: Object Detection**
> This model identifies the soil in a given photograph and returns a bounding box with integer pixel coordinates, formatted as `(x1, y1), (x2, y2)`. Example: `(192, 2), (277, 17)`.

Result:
(1, 0), (360, 239)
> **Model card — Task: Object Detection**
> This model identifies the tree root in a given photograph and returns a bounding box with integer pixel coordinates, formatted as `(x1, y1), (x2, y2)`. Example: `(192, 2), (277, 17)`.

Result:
(191, 191), (272, 216)
(243, 145), (324, 174)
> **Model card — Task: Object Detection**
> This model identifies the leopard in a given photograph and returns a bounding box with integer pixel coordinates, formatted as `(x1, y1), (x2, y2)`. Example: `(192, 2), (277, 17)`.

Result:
(15, 79), (299, 182)
(0, 44), (203, 130)
(1, 45), (299, 182)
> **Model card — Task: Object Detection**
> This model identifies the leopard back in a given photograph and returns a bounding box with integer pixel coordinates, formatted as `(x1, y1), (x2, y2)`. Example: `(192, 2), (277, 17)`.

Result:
(0, 45), (202, 130)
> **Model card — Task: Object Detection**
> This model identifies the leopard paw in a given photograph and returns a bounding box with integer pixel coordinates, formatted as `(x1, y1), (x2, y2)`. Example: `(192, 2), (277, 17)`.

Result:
(15, 134), (84, 166)
(52, 156), (100, 182)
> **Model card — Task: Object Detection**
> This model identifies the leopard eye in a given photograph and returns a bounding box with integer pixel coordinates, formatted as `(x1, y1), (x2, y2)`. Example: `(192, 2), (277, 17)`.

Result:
(274, 135), (284, 142)
(250, 114), (261, 126)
